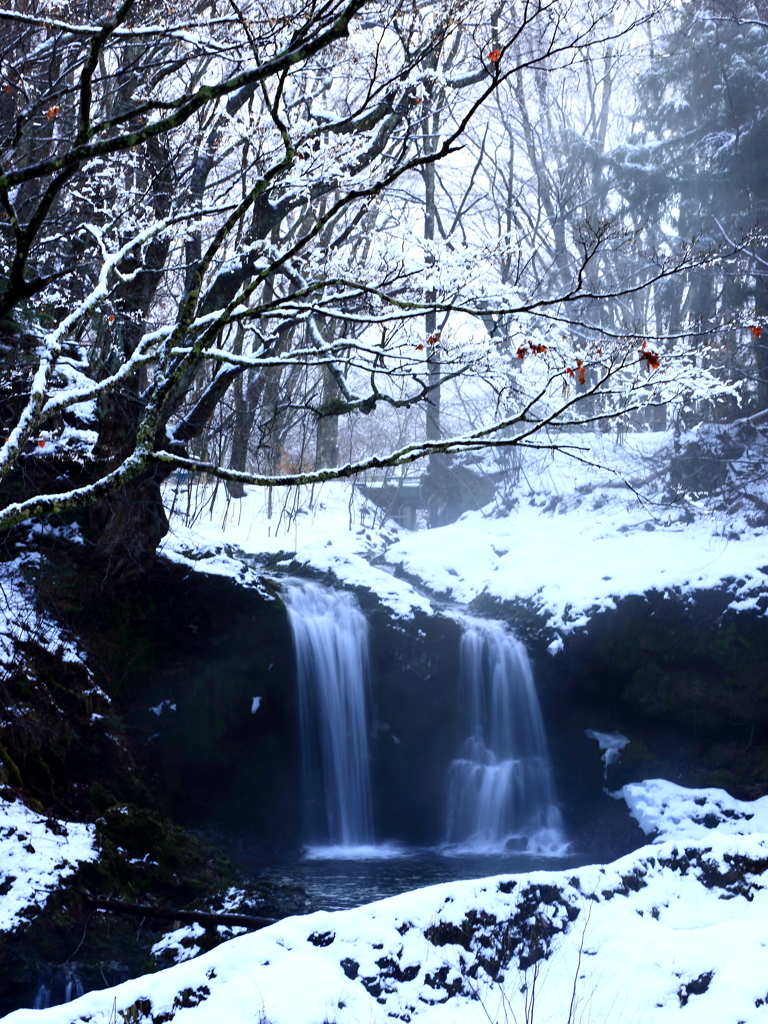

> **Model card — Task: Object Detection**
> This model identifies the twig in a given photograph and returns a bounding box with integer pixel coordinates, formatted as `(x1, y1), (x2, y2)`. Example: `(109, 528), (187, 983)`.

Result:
(64, 911), (91, 962)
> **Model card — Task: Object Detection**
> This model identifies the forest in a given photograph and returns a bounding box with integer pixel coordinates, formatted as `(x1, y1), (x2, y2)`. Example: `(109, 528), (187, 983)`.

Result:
(0, 0), (768, 1020)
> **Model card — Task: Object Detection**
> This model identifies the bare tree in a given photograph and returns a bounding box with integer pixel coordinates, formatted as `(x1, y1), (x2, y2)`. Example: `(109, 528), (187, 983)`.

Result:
(0, 0), (739, 576)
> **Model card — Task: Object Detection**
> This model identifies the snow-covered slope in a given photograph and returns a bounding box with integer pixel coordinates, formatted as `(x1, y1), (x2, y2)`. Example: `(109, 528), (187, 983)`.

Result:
(383, 493), (766, 632)
(161, 433), (768, 634)
(162, 486), (433, 618)
(5, 781), (768, 1024)
(0, 797), (96, 934)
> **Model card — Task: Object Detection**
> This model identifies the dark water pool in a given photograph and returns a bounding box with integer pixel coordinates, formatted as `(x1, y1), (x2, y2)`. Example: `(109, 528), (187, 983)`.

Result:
(202, 832), (584, 912)
(259, 851), (580, 912)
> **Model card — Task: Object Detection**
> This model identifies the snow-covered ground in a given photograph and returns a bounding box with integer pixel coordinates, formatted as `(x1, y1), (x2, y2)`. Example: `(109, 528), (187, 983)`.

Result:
(161, 432), (768, 636)
(162, 475), (435, 618)
(0, 797), (96, 934)
(4, 780), (768, 1024)
(0, 549), (92, 673)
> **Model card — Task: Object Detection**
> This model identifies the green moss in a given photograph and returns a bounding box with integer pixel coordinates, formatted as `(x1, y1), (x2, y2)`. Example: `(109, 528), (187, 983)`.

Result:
(89, 781), (119, 814)
(0, 745), (22, 787)
(708, 768), (738, 790)
(91, 804), (236, 902)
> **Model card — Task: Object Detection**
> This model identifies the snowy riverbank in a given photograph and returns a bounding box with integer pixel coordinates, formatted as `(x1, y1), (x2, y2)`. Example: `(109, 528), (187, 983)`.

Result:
(4, 780), (768, 1024)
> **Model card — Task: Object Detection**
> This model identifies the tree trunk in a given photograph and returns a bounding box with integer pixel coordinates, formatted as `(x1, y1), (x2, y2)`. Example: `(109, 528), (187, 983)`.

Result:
(315, 366), (341, 469)
(225, 323), (250, 499)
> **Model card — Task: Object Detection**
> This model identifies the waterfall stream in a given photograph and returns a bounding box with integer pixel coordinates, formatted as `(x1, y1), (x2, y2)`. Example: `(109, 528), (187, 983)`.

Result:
(284, 582), (374, 850)
(33, 970), (84, 1009)
(445, 621), (566, 854)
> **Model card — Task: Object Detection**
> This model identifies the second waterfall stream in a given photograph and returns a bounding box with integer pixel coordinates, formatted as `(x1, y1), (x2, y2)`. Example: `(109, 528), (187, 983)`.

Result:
(445, 619), (566, 854)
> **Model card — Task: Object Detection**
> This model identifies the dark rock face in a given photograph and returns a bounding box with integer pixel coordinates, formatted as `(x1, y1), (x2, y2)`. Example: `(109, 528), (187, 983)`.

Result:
(532, 585), (768, 803)
(365, 604), (462, 844)
(0, 556), (308, 1016)
(20, 552), (298, 838)
(46, 557), (768, 849)
(564, 587), (768, 730)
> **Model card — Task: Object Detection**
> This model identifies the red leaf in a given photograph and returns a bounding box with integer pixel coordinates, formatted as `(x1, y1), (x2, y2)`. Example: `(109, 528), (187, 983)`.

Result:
(576, 358), (586, 385)
(529, 342), (547, 354)
(37, 440), (45, 448)
(639, 345), (660, 371)
(488, 49), (501, 62)
(566, 367), (574, 378)
(415, 343), (424, 351)
(751, 325), (763, 338)
(516, 345), (528, 360)
(46, 105), (60, 120)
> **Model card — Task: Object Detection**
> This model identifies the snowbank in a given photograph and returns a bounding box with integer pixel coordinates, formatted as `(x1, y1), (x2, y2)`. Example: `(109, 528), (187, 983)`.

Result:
(160, 434), (768, 634)
(622, 777), (768, 841)
(0, 797), (96, 934)
(6, 781), (768, 1024)
(162, 482), (433, 618)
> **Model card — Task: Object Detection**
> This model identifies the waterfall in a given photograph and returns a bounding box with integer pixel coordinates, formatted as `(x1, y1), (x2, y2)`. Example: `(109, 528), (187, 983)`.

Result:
(284, 581), (374, 849)
(65, 975), (84, 1003)
(33, 984), (50, 1011)
(33, 970), (84, 1009)
(445, 621), (566, 854)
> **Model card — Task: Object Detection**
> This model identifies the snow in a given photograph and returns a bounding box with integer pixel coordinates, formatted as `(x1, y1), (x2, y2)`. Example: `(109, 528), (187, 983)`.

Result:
(151, 922), (208, 964)
(585, 729), (631, 777)
(0, 797), (96, 933)
(160, 432), (768, 637)
(621, 778), (768, 841)
(161, 480), (433, 618)
(383, 442), (768, 634)
(6, 779), (768, 1024)
(149, 700), (176, 715)
(0, 554), (92, 699)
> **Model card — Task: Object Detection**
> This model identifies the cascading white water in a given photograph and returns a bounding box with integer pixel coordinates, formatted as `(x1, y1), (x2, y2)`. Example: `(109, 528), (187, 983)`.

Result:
(284, 581), (374, 849)
(33, 970), (84, 1009)
(445, 621), (566, 854)
(33, 985), (50, 1011)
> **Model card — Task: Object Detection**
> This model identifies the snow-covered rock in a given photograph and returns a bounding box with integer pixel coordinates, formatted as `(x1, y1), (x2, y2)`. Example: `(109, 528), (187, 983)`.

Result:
(622, 777), (768, 841)
(0, 797), (96, 934)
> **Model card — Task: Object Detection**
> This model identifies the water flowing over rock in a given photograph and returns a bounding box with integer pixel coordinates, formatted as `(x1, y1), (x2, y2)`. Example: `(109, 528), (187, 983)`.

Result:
(284, 582), (374, 848)
(33, 970), (84, 1009)
(445, 621), (566, 853)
